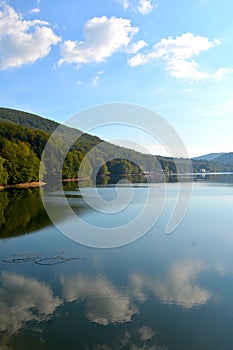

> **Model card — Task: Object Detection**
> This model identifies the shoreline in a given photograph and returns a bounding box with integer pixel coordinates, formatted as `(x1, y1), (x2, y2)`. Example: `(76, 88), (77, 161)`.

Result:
(0, 178), (89, 190)
(62, 177), (90, 182)
(1, 171), (232, 191)
(0, 181), (46, 190)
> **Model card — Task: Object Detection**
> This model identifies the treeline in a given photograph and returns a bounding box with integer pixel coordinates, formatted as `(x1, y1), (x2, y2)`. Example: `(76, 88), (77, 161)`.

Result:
(1, 107), (233, 187)
(0, 121), (93, 185)
(192, 159), (233, 173)
(0, 118), (170, 186)
(0, 119), (154, 185)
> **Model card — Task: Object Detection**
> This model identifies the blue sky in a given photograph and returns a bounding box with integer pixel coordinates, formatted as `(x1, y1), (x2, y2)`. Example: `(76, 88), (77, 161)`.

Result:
(1, 0), (233, 157)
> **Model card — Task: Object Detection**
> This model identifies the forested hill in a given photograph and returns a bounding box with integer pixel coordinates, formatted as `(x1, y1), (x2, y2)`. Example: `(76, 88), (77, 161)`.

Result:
(0, 107), (168, 186)
(0, 107), (59, 133)
(192, 152), (233, 171)
(193, 153), (226, 161)
(213, 152), (233, 164)
(1, 107), (233, 187)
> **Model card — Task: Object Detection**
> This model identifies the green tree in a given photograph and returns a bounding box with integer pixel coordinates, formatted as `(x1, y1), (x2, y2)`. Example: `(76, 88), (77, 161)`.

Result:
(0, 156), (8, 185)
(79, 157), (93, 178)
(1, 139), (40, 184)
(62, 150), (84, 179)
(95, 157), (110, 176)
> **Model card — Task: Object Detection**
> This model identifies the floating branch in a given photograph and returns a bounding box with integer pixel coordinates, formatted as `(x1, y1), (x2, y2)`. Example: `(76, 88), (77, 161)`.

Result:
(2, 252), (84, 266)
(34, 254), (84, 266)
(2, 252), (42, 264)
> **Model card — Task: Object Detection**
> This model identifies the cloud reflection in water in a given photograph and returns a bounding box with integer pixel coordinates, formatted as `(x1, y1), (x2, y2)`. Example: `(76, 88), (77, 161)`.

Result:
(0, 259), (214, 349)
(130, 260), (211, 308)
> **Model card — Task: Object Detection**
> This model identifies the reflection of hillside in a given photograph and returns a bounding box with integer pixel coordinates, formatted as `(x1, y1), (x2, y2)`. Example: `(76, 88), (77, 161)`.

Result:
(194, 173), (233, 184)
(0, 188), (51, 238)
(0, 186), (89, 239)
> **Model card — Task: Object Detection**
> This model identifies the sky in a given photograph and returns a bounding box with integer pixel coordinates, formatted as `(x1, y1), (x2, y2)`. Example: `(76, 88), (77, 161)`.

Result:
(0, 0), (233, 157)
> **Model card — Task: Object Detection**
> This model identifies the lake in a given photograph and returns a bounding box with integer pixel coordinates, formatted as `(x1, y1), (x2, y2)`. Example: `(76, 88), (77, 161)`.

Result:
(1, 174), (233, 349)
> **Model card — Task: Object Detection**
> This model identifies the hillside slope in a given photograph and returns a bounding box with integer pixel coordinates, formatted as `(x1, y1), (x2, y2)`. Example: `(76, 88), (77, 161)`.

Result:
(0, 108), (166, 185)
(2, 107), (232, 187)
(0, 107), (184, 173)
(214, 152), (233, 164)
(193, 153), (226, 161)
(0, 107), (59, 133)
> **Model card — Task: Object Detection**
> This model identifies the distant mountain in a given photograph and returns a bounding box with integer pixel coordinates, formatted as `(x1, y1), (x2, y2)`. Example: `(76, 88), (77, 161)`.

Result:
(193, 153), (226, 161)
(215, 152), (233, 164)
(193, 152), (233, 164)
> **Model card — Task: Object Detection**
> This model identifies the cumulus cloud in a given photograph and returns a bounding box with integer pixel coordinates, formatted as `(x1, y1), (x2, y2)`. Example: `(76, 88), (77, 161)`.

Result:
(120, 0), (130, 10)
(213, 67), (233, 80)
(137, 0), (154, 14)
(153, 261), (211, 307)
(59, 16), (139, 66)
(61, 273), (172, 327)
(118, 0), (155, 15)
(61, 274), (137, 325)
(129, 33), (218, 65)
(0, 272), (61, 336)
(130, 260), (211, 308)
(0, 3), (61, 70)
(0, 262), (213, 349)
(129, 32), (231, 81)
(126, 40), (147, 54)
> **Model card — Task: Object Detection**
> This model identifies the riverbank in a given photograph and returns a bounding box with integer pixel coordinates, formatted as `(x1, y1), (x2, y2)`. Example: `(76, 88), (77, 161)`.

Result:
(0, 181), (46, 190)
(0, 178), (92, 190)
(62, 177), (90, 182)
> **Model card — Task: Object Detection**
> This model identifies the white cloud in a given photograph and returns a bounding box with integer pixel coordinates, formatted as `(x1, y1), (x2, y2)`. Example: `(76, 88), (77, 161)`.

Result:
(125, 39), (147, 54)
(92, 70), (104, 86)
(138, 326), (155, 341)
(165, 58), (210, 80)
(128, 32), (214, 66)
(89, 328), (165, 350)
(153, 261), (211, 307)
(137, 0), (154, 14)
(213, 67), (233, 80)
(0, 3), (61, 70)
(130, 260), (211, 308)
(129, 32), (231, 81)
(61, 274), (137, 325)
(0, 261), (217, 348)
(118, 0), (155, 15)
(121, 0), (130, 10)
(0, 272), (61, 336)
(59, 16), (138, 66)
(30, 7), (40, 14)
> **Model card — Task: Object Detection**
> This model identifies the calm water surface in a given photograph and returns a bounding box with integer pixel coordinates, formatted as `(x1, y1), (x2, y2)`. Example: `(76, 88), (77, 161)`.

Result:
(1, 174), (233, 349)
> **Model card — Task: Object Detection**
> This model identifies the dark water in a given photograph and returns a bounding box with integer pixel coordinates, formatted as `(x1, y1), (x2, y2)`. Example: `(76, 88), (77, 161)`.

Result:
(1, 174), (233, 349)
